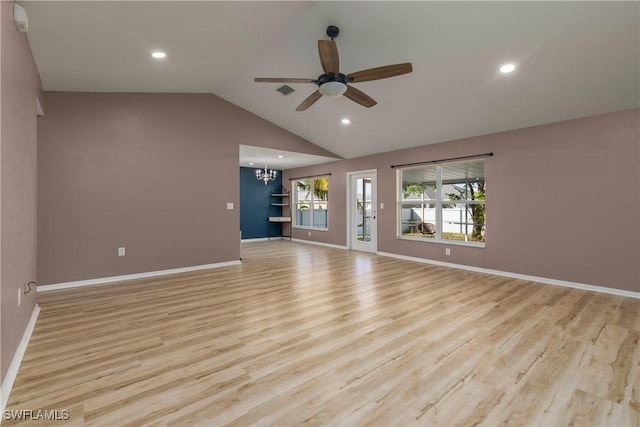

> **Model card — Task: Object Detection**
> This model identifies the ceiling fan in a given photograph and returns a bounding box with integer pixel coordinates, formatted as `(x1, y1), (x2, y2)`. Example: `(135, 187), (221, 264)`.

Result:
(254, 26), (413, 111)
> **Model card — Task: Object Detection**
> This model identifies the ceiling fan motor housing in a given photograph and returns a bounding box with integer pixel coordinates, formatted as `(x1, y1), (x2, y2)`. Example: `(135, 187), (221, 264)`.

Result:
(316, 72), (349, 87)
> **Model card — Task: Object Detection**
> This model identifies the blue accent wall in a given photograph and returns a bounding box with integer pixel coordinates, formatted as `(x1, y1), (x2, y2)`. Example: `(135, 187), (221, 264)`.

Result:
(239, 167), (284, 239)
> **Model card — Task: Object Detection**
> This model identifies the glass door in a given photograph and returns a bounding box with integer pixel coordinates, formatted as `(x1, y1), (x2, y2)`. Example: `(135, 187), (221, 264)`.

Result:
(348, 171), (377, 253)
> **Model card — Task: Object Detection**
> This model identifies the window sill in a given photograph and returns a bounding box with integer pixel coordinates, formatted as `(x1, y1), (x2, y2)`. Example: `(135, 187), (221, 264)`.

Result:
(398, 235), (485, 248)
(293, 226), (329, 232)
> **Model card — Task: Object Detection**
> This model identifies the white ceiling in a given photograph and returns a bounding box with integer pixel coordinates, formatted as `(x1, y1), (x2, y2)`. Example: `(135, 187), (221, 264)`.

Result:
(22, 1), (640, 165)
(239, 144), (338, 170)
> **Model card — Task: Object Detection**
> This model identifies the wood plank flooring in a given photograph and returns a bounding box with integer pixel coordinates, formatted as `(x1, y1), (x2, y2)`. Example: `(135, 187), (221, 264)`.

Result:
(5, 241), (639, 426)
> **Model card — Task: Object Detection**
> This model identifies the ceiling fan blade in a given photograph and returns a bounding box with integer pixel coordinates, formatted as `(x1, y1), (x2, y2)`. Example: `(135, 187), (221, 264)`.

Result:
(254, 78), (316, 83)
(318, 40), (339, 74)
(343, 86), (377, 108)
(347, 63), (413, 83)
(296, 90), (323, 111)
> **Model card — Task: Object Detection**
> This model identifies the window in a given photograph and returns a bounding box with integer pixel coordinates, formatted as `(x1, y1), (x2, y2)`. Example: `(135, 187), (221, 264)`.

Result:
(293, 176), (329, 230)
(398, 160), (485, 246)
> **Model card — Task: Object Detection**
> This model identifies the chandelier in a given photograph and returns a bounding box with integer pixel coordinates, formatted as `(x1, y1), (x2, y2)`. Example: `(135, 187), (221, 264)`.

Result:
(256, 163), (277, 185)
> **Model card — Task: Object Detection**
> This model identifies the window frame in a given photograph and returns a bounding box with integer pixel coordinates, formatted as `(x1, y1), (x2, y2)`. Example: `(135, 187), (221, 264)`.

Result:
(292, 176), (330, 231)
(397, 160), (486, 248)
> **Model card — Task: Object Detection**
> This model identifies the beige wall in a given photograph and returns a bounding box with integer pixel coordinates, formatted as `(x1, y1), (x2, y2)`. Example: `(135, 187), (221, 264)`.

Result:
(1, 0), (3, 383)
(1, 1), (42, 380)
(285, 109), (640, 293)
(37, 92), (336, 285)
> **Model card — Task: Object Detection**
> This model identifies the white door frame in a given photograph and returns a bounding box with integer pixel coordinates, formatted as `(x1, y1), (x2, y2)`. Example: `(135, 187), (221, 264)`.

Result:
(346, 169), (378, 253)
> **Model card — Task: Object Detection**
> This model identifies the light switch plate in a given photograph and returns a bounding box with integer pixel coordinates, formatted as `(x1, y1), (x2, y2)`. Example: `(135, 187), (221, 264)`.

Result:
(226, 202), (234, 210)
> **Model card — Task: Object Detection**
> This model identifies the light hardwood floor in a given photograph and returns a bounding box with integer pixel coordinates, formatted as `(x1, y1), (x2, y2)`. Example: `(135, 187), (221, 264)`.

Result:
(5, 241), (639, 426)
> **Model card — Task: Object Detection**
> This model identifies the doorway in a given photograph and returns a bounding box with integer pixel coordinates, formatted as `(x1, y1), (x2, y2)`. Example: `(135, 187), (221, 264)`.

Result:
(347, 170), (377, 253)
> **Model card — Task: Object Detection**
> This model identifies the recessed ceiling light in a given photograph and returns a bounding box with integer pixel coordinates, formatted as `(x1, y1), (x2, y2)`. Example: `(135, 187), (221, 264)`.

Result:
(341, 118), (351, 125)
(499, 63), (516, 74)
(278, 155), (283, 159)
(249, 162), (254, 166)
(151, 51), (166, 59)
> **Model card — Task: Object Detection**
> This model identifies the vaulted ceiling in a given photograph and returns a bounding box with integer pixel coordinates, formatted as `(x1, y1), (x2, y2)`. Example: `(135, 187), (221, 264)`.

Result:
(22, 1), (640, 162)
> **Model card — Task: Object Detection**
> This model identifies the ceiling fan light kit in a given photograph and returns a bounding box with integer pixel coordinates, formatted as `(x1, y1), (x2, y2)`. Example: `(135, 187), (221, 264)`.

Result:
(318, 82), (347, 97)
(254, 26), (413, 111)
(314, 71), (349, 97)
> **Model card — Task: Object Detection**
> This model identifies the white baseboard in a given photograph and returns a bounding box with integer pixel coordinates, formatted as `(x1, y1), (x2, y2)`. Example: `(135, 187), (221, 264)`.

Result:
(377, 252), (639, 299)
(241, 237), (293, 242)
(1, 304), (40, 414)
(291, 238), (348, 250)
(38, 260), (242, 292)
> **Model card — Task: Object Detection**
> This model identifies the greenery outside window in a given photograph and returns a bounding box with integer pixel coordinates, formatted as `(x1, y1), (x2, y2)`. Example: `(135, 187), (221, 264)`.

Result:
(398, 160), (485, 246)
(293, 176), (329, 230)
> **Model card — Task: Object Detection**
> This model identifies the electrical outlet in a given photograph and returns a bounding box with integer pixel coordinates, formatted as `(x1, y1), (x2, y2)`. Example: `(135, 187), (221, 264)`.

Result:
(445, 248), (451, 256)
(18, 289), (21, 307)
(226, 202), (234, 210)
(308, 231), (311, 237)
(118, 247), (126, 256)
(380, 202), (384, 209)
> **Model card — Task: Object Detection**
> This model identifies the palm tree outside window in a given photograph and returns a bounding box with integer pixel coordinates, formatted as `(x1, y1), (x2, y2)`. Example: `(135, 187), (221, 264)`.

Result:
(294, 177), (329, 230)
